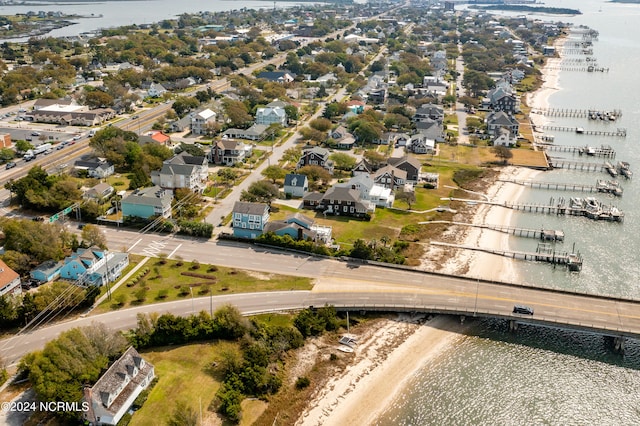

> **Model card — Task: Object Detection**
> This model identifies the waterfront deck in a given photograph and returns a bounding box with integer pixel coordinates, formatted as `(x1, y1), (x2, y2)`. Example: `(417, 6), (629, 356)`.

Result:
(499, 178), (623, 196)
(418, 220), (565, 241)
(543, 144), (616, 158)
(430, 241), (582, 271)
(538, 125), (626, 137)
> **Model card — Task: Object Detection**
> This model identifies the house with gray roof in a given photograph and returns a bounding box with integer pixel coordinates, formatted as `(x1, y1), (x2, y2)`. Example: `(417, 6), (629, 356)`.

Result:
(317, 186), (372, 218)
(284, 173), (309, 197)
(387, 156), (422, 182)
(83, 346), (155, 426)
(263, 213), (332, 244)
(210, 139), (252, 166)
(297, 147), (334, 173)
(256, 106), (287, 127)
(30, 260), (63, 283)
(121, 186), (172, 219)
(223, 123), (268, 141)
(151, 151), (208, 192)
(232, 201), (270, 239)
(373, 165), (407, 190)
(486, 111), (519, 137)
(256, 71), (296, 83)
(74, 159), (114, 179)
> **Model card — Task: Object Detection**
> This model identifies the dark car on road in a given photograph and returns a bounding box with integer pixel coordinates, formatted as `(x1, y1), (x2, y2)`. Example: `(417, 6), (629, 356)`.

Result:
(5, 161), (16, 169)
(513, 305), (534, 315)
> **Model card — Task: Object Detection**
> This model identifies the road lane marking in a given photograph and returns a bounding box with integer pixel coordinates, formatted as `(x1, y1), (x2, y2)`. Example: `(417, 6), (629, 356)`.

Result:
(168, 243), (182, 259)
(128, 239), (142, 252)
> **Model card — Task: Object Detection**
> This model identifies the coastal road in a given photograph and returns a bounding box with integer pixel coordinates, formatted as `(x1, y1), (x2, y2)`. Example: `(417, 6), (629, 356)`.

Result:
(3, 235), (640, 366)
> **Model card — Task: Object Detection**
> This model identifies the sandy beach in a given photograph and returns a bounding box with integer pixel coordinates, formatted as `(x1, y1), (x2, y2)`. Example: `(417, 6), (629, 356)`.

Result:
(296, 35), (564, 426)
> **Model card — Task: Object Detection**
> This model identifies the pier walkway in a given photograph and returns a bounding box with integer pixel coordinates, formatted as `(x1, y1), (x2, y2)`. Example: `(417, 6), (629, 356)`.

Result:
(499, 178), (623, 196)
(430, 241), (582, 271)
(539, 125), (627, 137)
(418, 220), (565, 241)
(442, 197), (624, 222)
(543, 144), (615, 158)
(532, 108), (621, 120)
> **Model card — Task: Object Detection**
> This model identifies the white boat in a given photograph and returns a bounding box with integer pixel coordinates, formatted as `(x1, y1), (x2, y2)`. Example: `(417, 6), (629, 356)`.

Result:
(337, 346), (354, 353)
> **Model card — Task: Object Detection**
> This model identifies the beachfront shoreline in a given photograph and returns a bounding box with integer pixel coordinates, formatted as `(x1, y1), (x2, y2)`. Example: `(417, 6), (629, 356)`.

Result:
(295, 34), (565, 426)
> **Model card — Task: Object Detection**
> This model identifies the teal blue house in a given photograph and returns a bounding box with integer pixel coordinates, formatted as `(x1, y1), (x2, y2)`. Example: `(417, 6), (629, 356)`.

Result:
(121, 186), (173, 219)
(232, 201), (270, 239)
(59, 247), (129, 287)
(30, 260), (63, 283)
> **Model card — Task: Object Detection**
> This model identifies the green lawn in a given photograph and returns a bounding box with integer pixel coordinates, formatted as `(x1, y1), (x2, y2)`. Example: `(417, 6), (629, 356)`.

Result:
(95, 258), (312, 313)
(130, 343), (228, 426)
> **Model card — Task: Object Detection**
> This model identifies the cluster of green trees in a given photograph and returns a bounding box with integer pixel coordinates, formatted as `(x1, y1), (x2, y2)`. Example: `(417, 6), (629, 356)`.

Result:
(256, 232), (333, 256)
(344, 238), (406, 264)
(19, 324), (127, 422)
(176, 220), (213, 238)
(89, 127), (174, 189)
(5, 166), (82, 212)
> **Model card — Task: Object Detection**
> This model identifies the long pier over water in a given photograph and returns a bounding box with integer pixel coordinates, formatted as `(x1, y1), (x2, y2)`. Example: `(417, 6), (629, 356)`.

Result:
(539, 125), (627, 137)
(418, 220), (565, 241)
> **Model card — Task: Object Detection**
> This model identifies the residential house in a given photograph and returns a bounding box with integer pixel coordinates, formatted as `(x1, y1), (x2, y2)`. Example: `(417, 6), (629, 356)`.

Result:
(256, 106), (287, 127)
(138, 131), (171, 146)
(317, 186), (371, 218)
(352, 158), (374, 176)
(121, 186), (173, 219)
(210, 139), (252, 166)
(223, 124), (268, 141)
(379, 132), (411, 147)
(232, 201), (270, 239)
(84, 182), (115, 203)
(337, 174), (393, 208)
(283, 173), (309, 198)
(256, 71), (296, 83)
(151, 152), (208, 192)
(413, 103), (444, 123)
(387, 156), (422, 182)
(486, 111), (520, 137)
(59, 247), (129, 287)
(191, 109), (217, 135)
(83, 346), (155, 426)
(169, 115), (192, 133)
(484, 83), (519, 113)
(415, 119), (445, 143)
(147, 83), (167, 98)
(297, 147), (334, 174)
(74, 159), (114, 178)
(329, 126), (356, 150)
(0, 259), (21, 297)
(263, 213), (332, 244)
(30, 260), (63, 283)
(302, 192), (323, 209)
(493, 127), (516, 147)
(408, 135), (435, 155)
(373, 165), (406, 190)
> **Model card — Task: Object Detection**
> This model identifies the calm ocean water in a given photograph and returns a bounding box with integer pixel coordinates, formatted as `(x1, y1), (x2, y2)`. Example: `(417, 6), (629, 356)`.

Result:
(0, 0), (310, 40)
(376, 0), (640, 424)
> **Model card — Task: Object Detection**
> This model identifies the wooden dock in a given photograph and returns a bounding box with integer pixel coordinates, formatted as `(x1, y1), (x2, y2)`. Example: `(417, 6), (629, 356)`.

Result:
(547, 66), (609, 73)
(533, 108), (621, 120)
(543, 144), (616, 158)
(418, 220), (565, 241)
(430, 241), (582, 271)
(539, 125), (627, 137)
(442, 197), (624, 222)
(547, 158), (611, 173)
(499, 179), (623, 196)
